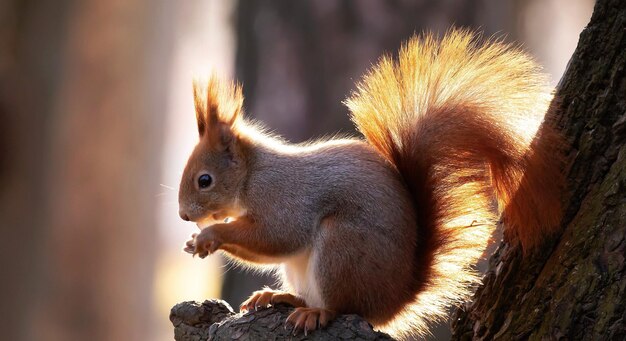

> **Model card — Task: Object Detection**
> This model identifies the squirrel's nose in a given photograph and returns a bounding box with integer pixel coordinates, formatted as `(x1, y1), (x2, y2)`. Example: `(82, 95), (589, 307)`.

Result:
(179, 210), (190, 221)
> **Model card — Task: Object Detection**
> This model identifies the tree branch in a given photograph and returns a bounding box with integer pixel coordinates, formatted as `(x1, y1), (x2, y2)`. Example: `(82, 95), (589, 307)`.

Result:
(170, 300), (394, 340)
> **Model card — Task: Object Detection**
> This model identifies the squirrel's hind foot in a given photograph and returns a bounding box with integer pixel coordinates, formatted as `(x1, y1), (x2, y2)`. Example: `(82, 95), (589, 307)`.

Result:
(286, 307), (336, 336)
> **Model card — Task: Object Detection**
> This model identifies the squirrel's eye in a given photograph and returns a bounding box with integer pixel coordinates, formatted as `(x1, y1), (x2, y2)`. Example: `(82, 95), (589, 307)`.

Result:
(197, 174), (212, 189)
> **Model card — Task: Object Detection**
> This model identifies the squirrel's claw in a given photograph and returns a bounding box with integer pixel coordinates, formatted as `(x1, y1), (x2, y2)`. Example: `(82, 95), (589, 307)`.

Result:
(240, 290), (273, 312)
(183, 234), (197, 254)
(240, 289), (305, 313)
(285, 307), (335, 335)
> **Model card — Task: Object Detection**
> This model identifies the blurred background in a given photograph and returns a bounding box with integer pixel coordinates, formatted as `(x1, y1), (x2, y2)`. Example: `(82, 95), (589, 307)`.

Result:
(0, 0), (593, 340)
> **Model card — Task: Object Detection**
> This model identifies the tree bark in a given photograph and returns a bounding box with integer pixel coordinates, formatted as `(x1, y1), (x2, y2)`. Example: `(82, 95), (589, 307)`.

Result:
(452, 0), (626, 339)
(170, 300), (393, 341)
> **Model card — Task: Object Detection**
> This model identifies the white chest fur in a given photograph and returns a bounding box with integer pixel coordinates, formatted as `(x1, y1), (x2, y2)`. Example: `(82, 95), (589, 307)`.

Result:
(281, 249), (324, 308)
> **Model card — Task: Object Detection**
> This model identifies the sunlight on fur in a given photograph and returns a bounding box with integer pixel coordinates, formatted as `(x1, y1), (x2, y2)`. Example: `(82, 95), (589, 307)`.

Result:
(346, 29), (560, 339)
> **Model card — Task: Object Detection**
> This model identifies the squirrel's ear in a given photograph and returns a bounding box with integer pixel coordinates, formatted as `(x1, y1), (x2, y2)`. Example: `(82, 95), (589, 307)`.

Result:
(192, 77), (243, 139)
(213, 122), (236, 152)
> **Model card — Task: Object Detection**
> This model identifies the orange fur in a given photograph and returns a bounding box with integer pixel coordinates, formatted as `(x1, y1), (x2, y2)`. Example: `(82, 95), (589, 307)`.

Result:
(181, 30), (564, 339)
(346, 29), (563, 337)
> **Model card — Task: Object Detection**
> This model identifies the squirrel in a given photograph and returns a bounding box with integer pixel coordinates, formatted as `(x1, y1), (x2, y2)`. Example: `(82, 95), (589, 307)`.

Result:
(178, 29), (564, 338)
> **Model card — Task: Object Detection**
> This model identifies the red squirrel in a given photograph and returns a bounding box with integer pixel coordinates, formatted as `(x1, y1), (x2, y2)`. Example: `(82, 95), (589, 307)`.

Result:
(178, 30), (563, 338)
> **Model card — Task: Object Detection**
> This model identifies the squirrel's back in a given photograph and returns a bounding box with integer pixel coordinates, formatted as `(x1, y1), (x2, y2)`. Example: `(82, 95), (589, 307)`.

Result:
(241, 134), (413, 224)
(346, 29), (564, 337)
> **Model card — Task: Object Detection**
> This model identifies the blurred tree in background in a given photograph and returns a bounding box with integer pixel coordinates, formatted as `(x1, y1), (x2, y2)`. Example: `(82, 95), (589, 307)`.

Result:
(233, 0), (520, 143)
(0, 0), (175, 339)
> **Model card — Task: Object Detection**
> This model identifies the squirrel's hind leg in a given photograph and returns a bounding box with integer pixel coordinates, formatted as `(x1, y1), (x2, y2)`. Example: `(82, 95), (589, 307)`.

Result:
(312, 213), (416, 326)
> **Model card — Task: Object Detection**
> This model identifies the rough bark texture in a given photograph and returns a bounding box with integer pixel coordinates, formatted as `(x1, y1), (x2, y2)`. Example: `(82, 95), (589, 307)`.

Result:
(452, 0), (626, 339)
(170, 300), (393, 341)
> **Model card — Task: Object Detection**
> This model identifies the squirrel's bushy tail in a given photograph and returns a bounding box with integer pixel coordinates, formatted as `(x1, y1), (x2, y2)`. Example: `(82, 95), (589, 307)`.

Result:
(346, 29), (563, 338)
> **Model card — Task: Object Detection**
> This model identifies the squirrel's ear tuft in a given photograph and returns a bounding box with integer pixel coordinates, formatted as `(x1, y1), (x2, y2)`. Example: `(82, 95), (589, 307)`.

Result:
(192, 76), (244, 144)
(193, 81), (208, 136)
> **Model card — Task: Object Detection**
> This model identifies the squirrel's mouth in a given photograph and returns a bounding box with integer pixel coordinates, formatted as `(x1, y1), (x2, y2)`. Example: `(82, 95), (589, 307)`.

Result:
(195, 212), (233, 230)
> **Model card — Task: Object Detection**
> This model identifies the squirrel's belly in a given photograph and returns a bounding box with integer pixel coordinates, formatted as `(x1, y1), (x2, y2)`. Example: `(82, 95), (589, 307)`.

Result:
(280, 249), (325, 308)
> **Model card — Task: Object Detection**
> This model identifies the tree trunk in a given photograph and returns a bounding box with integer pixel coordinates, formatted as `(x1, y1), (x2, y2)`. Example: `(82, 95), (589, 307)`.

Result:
(452, 0), (626, 339)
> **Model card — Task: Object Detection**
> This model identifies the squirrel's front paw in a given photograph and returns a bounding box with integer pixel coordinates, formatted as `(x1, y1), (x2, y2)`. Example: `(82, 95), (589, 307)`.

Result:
(183, 234), (197, 254)
(183, 230), (221, 258)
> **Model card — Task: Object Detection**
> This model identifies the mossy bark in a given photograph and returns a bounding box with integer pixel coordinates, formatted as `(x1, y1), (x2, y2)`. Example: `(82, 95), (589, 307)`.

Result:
(452, 0), (626, 339)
